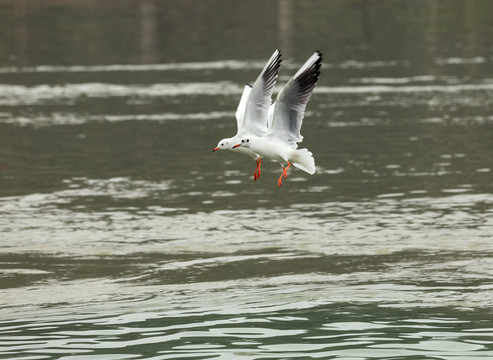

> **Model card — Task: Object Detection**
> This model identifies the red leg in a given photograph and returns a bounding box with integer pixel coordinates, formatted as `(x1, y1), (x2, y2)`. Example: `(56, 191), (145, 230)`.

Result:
(257, 158), (262, 180)
(253, 159), (260, 182)
(278, 162), (291, 188)
(283, 162), (291, 178)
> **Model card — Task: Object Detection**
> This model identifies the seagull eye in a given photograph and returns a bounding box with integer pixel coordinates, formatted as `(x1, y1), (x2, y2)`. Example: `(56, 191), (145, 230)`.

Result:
(221, 143), (224, 146)
(247, 139), (249, 143)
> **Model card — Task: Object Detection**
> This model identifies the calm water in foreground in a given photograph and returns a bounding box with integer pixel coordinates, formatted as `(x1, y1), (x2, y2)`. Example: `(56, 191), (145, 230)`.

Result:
(1, 1), (493, 359)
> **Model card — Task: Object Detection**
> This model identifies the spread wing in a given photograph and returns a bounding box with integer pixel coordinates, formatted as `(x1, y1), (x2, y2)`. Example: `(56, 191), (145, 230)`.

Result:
(268, 51), (322, 148)
(235, 84), (252, 134)
(238, 49), (282, 137)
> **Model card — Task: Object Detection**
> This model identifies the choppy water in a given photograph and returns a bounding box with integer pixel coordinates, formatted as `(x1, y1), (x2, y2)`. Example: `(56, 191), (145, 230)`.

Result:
(2, 1), (493, 359)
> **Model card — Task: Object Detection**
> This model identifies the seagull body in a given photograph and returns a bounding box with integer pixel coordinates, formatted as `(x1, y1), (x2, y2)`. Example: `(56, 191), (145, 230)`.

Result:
(234, 51), (322, 187)
(213, 50), (282, 181)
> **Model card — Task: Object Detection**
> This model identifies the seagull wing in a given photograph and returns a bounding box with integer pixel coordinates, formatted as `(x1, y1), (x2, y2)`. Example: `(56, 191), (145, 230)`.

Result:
(268, 51), (322, 148)
(238, 49), (282, 137)
(235, 84), (252, 134)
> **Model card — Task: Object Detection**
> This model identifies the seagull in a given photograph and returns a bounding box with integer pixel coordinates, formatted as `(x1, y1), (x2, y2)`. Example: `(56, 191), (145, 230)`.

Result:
(233, 51), (322, 188)
(212, 49), (282, 181)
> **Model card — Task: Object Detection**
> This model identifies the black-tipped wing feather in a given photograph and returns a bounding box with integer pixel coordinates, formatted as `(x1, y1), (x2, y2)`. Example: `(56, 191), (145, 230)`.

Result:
(239, 49), (282, 137)
(269, 51), (322, 148)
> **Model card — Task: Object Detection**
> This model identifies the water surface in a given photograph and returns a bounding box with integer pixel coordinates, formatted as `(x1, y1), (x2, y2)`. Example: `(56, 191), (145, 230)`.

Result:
(1, 1), (493, 359)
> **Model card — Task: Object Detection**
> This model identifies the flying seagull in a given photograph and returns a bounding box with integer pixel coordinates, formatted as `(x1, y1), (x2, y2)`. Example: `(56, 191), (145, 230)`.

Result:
(212, 49), (282, 181)
(233, 51), (322, 188)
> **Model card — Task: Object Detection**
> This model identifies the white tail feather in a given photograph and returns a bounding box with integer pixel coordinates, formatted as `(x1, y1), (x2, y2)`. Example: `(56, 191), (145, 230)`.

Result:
(291, 148), (315, 174)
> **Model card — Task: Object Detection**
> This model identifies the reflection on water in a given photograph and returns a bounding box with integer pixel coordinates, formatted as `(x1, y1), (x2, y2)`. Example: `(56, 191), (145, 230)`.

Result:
(1, 304), (493, 359)
(1, 0), (493, 359)
(1, 177), (493, 257)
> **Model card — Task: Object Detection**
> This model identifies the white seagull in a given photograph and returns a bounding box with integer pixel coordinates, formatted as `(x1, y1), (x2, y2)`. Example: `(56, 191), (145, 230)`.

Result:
(233, 51), (322, 188)
(212, 49), (282, 181)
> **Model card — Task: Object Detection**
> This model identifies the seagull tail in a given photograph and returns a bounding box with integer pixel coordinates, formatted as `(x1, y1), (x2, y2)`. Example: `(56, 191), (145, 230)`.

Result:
(291, 148), (316, 175)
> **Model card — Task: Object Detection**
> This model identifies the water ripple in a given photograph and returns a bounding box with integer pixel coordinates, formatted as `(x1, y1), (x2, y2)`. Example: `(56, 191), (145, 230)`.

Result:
(1, 306), (492, 359)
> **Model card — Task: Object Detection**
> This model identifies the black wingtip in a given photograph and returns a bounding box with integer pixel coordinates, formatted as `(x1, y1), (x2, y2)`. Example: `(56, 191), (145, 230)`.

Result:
(292, 51), (323, 101)
(261, 49), (283, 91)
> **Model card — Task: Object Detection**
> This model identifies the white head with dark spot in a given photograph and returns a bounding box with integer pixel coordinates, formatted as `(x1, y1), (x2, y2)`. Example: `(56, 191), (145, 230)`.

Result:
(212, 138), (231, 152)
(233, 138), (251, 149)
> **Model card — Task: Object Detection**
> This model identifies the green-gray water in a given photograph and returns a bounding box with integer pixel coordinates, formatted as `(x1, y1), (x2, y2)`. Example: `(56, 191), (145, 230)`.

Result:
(1, 1), (493, 358)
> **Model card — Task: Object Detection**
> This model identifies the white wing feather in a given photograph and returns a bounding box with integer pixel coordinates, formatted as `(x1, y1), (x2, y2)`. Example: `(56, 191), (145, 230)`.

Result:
(269, 51), (322, 148)
(238, 49), (282, 137)
(235, 84), (252, 134)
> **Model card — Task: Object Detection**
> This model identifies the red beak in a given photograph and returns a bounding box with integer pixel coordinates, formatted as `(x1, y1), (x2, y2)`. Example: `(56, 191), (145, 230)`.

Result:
(232, 144), (241, 148)
(212, 147), (220, 152)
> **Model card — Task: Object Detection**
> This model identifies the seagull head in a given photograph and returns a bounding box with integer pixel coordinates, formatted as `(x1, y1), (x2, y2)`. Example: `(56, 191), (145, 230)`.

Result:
(233, 138), (250, 149)
(212, 138), (230, 152)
